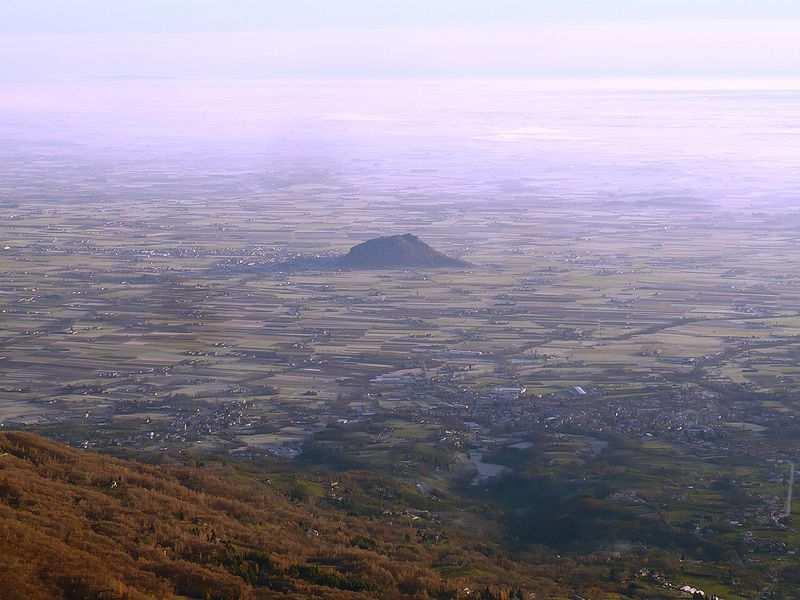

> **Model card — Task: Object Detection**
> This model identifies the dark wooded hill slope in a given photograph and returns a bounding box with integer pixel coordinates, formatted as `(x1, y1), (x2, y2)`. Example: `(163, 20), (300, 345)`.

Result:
(0, 432), (538, 600)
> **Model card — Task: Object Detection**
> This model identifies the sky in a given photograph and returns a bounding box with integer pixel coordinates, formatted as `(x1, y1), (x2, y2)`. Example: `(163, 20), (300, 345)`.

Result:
(0, 1), (799, 81)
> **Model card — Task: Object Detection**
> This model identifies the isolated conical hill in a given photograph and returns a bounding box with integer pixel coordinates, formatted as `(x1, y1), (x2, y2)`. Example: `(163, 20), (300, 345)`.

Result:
(338, 234), (468, 269)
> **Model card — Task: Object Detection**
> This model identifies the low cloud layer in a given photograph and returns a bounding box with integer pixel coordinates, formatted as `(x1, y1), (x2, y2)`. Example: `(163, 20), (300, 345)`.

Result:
(2, 20), (799, 81)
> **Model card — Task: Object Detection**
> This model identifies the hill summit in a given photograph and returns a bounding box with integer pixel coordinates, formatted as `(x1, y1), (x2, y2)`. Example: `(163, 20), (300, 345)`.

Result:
(339, 234), (468, 269)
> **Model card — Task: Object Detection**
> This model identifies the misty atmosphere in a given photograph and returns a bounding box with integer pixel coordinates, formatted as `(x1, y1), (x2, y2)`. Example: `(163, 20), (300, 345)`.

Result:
(2, 2), (800, 600)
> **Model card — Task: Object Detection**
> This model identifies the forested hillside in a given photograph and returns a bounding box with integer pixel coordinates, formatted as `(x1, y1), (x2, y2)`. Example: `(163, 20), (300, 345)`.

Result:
(0, 432), (542, 599)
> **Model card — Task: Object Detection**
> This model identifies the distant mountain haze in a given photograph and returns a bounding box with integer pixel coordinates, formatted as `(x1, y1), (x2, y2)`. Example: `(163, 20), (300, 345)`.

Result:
(1, 0), (799, 81)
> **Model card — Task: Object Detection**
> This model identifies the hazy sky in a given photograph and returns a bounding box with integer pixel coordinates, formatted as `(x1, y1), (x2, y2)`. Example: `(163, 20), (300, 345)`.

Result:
(1, 1), (798, 80)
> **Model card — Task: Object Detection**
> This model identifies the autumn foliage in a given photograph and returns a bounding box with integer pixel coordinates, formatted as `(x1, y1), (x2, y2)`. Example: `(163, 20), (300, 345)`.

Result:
(0, 433), (540, 599)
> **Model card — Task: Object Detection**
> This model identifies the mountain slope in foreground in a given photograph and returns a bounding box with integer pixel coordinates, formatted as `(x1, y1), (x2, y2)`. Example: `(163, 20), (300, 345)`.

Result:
(0, 432), (534, 600)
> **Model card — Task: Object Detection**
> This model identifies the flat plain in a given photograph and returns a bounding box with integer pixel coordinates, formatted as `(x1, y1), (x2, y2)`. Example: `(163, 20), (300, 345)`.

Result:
(3, 171), (800, 597)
